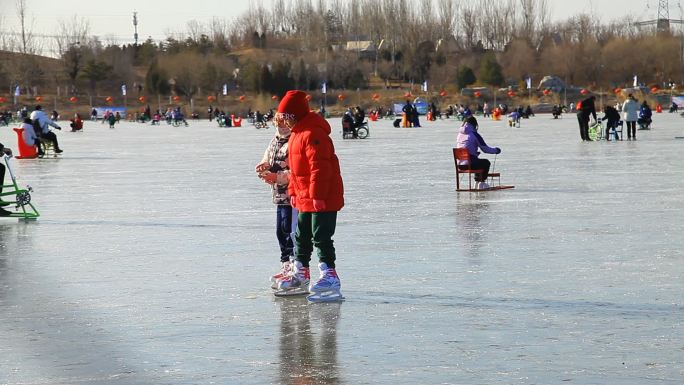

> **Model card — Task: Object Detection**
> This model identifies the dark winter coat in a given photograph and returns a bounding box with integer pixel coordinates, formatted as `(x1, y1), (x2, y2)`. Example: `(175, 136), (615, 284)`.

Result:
(578, 97), (597, 121)
(602, 106), (620, 123)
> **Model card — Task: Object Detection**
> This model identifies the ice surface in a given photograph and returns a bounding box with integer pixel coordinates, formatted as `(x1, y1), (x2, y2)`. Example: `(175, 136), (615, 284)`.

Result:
(1, 112), (683, 384)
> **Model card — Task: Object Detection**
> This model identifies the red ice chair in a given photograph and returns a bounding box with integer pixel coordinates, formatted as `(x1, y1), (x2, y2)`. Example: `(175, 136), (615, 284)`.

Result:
(452, 148), (500, 191)
(231, 115), (242, 127)
(12, 127), (38, 159)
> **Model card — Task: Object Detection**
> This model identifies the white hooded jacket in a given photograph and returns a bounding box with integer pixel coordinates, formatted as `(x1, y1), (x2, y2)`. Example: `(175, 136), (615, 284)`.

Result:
(29, 109), (60, 134)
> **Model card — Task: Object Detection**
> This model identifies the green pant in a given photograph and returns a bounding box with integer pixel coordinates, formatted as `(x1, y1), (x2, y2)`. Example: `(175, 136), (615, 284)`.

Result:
(295, 211), (337, 268)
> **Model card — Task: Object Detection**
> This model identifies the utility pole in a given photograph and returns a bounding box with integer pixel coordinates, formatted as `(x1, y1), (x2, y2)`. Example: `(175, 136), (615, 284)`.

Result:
(635, 0), (684, 35)
(133, 11), (139, 45)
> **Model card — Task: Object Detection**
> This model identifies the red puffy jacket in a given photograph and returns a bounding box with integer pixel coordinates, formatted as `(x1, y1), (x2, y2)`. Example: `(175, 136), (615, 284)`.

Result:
(287, 112), (344, 212)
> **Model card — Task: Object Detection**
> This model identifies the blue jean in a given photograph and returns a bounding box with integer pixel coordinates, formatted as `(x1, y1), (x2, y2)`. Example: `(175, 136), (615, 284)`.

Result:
(276, 205), (297, 263)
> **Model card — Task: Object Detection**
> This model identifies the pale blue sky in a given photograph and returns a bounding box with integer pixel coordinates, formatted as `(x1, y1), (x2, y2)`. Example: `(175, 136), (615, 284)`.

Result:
(0, 0), (673, 45)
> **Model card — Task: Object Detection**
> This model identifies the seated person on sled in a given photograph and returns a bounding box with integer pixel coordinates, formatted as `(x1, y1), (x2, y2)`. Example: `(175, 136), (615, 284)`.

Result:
(456, 116), (501, 190)
(29, 105), (63, 155)
(70, 113), (83, 131)
(20, 117), (40, 153)
(342, 108), (357, 138)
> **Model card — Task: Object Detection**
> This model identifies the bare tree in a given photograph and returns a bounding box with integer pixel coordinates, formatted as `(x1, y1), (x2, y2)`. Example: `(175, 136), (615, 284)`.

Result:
(436, 0), (458, 40)
(54, 16), (90, 56)
(459, 1), (478, 50)
(186, 20), (205, 43)
(54, 16), (91, 91)
(16, 0), (36, 54)
(208, 17), (231, 52)
(0, 13), (10, 51)
(535, 0), (550, 45)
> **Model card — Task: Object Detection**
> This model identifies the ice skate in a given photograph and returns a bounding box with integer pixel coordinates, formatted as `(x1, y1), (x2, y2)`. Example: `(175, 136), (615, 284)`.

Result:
(274, 260), (310, 297)
(270, 259), (292, 290)
(307, 263), (344, 303)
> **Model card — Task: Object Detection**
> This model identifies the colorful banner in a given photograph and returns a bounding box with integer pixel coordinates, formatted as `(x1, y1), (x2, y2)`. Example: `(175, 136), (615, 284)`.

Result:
(93, 106), (127, 118)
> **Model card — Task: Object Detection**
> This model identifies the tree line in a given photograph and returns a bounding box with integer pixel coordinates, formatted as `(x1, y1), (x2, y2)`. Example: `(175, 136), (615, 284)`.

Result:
(0, 0), (682, 100)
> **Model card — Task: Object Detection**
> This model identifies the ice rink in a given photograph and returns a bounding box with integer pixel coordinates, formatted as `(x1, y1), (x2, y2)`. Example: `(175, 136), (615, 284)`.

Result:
(1, 111), (683, 384)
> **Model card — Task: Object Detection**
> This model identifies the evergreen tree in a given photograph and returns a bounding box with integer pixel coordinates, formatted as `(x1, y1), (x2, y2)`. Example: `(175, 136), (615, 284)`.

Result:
(199, 61), (218, 93)
(478, 53), (504, 87)
(324, 10), (343, 44)
(145, 59), (170, 95)
(456, 66), (477, 90)
(259, 65), (273, 93)
(270, 61), (294, 95)
(81, 59), (112, 94)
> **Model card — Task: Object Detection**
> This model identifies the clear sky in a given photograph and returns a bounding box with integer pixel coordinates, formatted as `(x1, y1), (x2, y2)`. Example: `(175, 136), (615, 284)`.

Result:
(0, 0), (669, 46)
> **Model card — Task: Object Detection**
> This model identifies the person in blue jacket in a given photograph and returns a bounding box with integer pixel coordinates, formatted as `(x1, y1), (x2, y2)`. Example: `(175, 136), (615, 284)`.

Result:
(638, 101), (652, 129)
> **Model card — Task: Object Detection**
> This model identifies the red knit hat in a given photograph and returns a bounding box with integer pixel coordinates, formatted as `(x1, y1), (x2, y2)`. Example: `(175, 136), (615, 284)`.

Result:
(276, 90), (310, 121)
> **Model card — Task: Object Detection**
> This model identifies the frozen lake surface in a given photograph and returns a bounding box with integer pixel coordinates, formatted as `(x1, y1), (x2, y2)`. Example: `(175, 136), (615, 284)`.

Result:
(1, 112), (683, 384)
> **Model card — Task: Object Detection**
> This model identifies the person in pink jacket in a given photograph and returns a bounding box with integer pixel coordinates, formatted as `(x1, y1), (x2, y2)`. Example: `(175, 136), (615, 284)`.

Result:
(456, 116), (501, 189)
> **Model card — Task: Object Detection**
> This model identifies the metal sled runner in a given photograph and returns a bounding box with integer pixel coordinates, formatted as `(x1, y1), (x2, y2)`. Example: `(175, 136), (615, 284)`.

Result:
(1, 155), (40, 219)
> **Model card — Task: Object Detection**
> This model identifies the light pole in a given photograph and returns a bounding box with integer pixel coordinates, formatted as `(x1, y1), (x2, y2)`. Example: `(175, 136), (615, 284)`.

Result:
(374, 38), (384, 77)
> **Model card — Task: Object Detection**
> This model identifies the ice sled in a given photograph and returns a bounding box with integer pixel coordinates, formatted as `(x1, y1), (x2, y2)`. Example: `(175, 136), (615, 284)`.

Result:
(452, 148), (514, 192)
(1, 155), (40, 220)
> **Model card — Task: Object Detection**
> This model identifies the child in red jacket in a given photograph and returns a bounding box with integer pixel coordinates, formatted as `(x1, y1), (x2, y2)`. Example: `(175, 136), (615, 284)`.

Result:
(275, 90), (345, 302)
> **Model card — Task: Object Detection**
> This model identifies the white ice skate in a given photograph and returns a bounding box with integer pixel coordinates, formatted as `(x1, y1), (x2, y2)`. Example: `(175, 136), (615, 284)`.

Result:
(270, 260), (292, 290)
(307, 263), (344, 303)
(274, 261), (310, 297)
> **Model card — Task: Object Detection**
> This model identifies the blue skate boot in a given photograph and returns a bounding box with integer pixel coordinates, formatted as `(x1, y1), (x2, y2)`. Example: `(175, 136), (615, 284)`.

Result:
(307, 262), (344, 303)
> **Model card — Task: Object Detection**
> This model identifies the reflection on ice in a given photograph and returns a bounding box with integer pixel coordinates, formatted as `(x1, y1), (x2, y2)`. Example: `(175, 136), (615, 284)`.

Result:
(277, 298), (341, 385)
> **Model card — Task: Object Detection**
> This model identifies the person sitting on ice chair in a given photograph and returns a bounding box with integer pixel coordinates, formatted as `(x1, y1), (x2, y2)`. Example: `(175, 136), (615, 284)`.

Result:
(30, 105), (63, 155)
(0, 142), (14, 216)
(456, 115), (501, 190)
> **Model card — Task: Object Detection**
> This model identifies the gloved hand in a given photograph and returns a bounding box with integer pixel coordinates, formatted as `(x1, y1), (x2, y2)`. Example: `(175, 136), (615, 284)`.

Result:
(290, 196), (296, 207)
(55, 126), (62, 130)
(313, 199), (326, 211)
(495, 147), (501, 154)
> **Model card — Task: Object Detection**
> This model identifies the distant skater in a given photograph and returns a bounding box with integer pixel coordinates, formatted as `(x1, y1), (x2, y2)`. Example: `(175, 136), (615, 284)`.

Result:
(576, 96), (597, 141)
(622, 94), (639, 140)
(602, 105), (621, 141)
